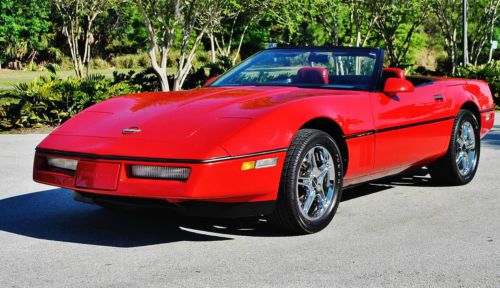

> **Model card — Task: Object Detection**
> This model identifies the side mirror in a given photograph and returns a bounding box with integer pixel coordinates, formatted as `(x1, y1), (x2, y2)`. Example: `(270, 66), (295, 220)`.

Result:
(203, 76), (218, 87)
(384, 78), (415, 94)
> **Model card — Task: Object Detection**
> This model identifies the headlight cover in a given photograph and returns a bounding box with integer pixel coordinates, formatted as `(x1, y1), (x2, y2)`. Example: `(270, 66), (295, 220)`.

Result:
(130, 165), (190, 180)
(47, 157), (78, 171)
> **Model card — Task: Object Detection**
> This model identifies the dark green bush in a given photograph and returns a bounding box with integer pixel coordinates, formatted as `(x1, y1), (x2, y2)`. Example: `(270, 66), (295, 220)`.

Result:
(110, 53), (151, 69)
(182, 56), (233, 89)
(112, 68), (161, 92)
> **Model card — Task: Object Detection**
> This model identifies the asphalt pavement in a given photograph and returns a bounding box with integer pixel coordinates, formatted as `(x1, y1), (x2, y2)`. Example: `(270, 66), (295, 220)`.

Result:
(0, 113), (499, 287)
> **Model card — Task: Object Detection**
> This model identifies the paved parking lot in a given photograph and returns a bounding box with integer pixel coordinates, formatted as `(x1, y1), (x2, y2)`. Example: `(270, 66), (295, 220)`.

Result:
(0, 114), (499, 287)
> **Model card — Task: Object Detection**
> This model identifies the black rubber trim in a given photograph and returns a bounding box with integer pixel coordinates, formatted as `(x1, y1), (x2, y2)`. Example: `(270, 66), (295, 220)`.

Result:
(36, 147), (288, 164)
(75, 191), (276, 217)
(344, 116), (455, 139)
(480, 108), (495, 113)
(344, 131), (375, 140)
(173, 200), (276, 218)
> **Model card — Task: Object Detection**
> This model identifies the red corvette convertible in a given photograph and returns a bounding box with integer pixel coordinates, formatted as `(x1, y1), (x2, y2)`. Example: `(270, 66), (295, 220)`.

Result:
(33, 47), (495, 234)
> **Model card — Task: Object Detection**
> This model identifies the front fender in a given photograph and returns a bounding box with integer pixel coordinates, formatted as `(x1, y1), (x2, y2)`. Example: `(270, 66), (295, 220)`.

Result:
(219, 94), (374, 156)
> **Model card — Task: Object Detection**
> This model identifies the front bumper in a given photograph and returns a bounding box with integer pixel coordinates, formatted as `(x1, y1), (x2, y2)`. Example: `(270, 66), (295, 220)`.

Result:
(33, 149), (286, 203)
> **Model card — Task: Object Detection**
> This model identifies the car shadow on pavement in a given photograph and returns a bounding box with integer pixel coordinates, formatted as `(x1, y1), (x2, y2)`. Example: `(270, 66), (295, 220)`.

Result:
(483, 124), (500, 149)
(0, 189), (233, 247)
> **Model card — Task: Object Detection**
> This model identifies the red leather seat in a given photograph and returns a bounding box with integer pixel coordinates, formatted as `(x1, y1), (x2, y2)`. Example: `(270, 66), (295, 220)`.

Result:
(296, 67), (329, 85)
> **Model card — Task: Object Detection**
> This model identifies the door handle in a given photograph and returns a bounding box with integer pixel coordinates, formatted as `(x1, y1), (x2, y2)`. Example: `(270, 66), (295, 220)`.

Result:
(434, 94), (444, 101)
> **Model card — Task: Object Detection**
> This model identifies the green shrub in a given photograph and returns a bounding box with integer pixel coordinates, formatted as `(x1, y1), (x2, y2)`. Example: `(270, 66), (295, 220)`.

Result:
(0, 65), (140, 130)
(112, 68), (161, 92)
(458, 60), (500, 107)
(182, 55), (233, 89)
(90, 57), (111, 69)
(110, 53), (151, 69)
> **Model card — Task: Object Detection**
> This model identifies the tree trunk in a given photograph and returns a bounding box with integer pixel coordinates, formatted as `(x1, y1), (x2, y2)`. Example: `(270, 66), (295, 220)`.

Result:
(137, 0), (171, 91)
(209, 33), (216, 63)
(232, 24), (249, 65)
(83, 16), (96, 77)
(149, 49), (169, 92)
(174, 31), (205, 91)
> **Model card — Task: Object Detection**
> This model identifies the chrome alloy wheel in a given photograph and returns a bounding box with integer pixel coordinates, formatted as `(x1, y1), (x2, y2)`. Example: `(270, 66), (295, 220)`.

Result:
(296, 146), (336, 221)
(456, 120), (477, 176)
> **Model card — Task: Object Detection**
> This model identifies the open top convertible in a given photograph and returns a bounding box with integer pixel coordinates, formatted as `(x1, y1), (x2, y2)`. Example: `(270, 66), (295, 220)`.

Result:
(33, 47), (495, 234)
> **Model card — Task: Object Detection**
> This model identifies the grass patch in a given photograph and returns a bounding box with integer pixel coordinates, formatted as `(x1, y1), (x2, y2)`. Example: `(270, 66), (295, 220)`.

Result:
(0, 126), (55, 134)
(0, 68), (176, 90)
(0, 68), (136, 90)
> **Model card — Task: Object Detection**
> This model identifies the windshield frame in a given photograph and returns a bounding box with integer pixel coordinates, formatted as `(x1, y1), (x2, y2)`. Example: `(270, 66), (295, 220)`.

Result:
(210, 47), (385, 92)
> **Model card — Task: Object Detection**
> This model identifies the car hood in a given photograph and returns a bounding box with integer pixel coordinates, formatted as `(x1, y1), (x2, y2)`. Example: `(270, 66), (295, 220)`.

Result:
(53, 86), (343, 138)
(39, 86), (349, 159)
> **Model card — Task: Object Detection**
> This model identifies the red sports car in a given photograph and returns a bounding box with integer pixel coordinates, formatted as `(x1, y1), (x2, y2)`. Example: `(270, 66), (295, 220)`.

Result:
(33, 47), (495, 234)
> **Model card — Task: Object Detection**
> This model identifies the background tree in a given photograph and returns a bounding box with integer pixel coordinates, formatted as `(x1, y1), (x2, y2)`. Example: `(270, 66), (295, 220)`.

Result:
(431, 0), (464, 74)
(307, 0), (346, 46)
(467, 0), (500, 65)
(0, 0), (51, 69)
(374, 0), (430, 67)
(345, 0), (387, 47)
(201, 0), (267, 65)
(54, 0), (118, 77)
(136, 0), (209, 91)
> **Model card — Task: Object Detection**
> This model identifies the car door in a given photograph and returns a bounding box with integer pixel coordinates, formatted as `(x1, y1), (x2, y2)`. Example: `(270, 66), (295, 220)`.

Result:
(370, 75), (452, 175)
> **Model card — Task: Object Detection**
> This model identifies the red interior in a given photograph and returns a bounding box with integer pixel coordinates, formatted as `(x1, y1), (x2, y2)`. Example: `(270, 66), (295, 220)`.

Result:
(296, 67), (329, 85)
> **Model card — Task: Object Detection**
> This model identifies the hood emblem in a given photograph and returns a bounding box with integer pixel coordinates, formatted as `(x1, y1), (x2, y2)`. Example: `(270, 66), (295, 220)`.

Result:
(122, 127), (141, 134)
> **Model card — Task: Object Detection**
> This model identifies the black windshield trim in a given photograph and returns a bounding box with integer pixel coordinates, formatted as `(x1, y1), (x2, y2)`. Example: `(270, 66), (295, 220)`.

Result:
(210, 47), (385, 92)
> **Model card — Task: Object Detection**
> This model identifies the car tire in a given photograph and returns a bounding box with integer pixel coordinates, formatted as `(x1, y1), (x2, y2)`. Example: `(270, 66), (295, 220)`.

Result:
(429, 110), (480, 185)
(269, 129), (343, 234)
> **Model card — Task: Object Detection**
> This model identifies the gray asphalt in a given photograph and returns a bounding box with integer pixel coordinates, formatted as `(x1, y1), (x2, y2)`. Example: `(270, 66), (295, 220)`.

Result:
(1, 114), (499, 288)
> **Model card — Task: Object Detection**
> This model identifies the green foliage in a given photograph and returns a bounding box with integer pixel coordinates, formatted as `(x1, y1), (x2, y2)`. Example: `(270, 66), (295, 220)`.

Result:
(0, 0), (51, 64)
(112, 68), (161, 92)
(0, 66), (140, 130)
(458, 61), (500, 106)
(110, 56), (233, 92)
(110, 53), (151, 69)
(182, 56), (233, 89)
(102, 3), (148, 55)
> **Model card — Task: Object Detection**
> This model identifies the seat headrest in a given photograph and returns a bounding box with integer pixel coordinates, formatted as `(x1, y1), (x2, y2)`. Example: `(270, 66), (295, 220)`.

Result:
(382, 68), (406, 79)
(297, 67), (329, 85)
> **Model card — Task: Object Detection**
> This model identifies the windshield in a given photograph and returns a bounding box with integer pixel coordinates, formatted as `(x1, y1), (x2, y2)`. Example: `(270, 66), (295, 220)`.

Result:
(211, 48), (382, 91)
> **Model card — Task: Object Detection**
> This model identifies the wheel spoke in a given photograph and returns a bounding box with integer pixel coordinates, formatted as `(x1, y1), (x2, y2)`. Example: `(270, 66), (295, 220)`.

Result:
(303, 150), (313, 171)
(297, 176), (311, 187)
(313, 149), (321, 170)
(317, 189), (327, 205)
(302, 188), (316, 215)
(461, 153), (468, 173)
(468, 150), (475, 171)
(466, 142), (475, 150)
(318, 165), (330, 182)
(314, 194), (327, 217)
